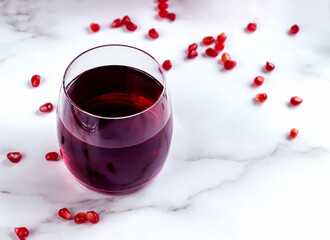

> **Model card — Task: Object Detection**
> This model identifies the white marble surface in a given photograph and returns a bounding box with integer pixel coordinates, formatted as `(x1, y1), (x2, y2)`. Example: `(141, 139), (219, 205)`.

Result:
(1, 0), (330, 239)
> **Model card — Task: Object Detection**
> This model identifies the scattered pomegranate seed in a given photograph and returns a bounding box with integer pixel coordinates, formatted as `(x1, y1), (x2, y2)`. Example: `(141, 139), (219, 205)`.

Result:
(255, 93), (268, 103)
(90, 23), (100, 33)
(167, 13), (176, 22)
(86, 211), (100, 224)
(126, 22), (137, 31)
(214, 42), (225, 51)
(39, 103), (54, 113)
(221, 53), (231, 63)
(290, 96), (303, 106)
(14, 227), (29, 240)
(224, 60), (237, 70)
(188, 43), (198, 52)
(45, 152), (60, 161)
(217, 33), (227, 42)
(31, 75), (40, 88)
(254, 76), (265, 86)
(74, 212), (87, 224)
(162, 60), (172, 71)
(290, 24), (299, 34)
(247, 23), (257, 32)
(158, 9), (168, 18)
(202, 36), (215, 45)
(265, 62), (275, 72)
(187, 50), (198, 59)
(205, 48), (218, 57)
(158, 0), (168, 2)
(148, 28), (159, 39)
(158, 2), (168, 9)
(290, 128), (299, 138)
(121, 15), (131, 25)
(7, 152), (22, 163)
(58, 208), (72, 220)
(111, 19), (122, 28)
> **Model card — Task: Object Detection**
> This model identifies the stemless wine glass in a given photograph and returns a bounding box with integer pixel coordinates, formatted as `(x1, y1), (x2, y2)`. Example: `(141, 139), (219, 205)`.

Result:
(57, 44), (173, 195)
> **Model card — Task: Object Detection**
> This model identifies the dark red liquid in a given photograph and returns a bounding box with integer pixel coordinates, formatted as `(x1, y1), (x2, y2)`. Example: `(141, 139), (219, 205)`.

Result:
(57, 65), (172, 194)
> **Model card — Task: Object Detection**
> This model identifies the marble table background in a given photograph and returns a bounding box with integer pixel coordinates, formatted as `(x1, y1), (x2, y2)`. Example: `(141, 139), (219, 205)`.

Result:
(1, 0), (330, 239)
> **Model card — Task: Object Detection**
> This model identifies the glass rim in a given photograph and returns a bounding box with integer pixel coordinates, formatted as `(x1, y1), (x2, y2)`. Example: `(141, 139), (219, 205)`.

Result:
(62, 44), (167, 120)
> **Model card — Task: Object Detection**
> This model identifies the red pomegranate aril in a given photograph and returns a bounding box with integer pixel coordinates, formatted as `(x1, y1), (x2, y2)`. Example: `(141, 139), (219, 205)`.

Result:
(158, 9), (168, 18)
(162, 60), (172, 71)
(31, 75), (40, 88)
(121, 15), (131, 25)
(254, 76), (265, 86)
(7, 152), (22, 163)
(265, 62), (275, 71)
(86, 211), (100, 224)
(148, 28), (159, 39)
(158, 0), (168, 2)
(90, 23), (100, 33)
(290, 96), (303, 106)
(224, 60), (237, 70)
(39, 103), (54, 113)
(221, 53), (231, 63)
(290, 128), (299, 138)
(14, 227), (29, 240)
(167, 12), (176, 22)
(255, 93), (268, 103)
(214, 42), (225, 51)
(247, 23), (257, 32)
(58, 208), (72, 220)
(188, 43), (198, 51)
(187, 50), (198, 59)
(205, 48), (218, 57)
(74, 212), (87, 224)
(217, 32), (227, 42)
(45, 152), (59, 161)
(158, 2), (168, 9)
(126, 22), (137, 31)
(202, 36), (215, 45)
(290, 24), (299, 34)
(111, 18), (122, 28)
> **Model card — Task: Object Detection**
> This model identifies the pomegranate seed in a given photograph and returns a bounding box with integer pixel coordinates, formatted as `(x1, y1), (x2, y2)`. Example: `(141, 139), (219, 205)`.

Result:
(217, 32), (227, 42)
(224, 60), (237, 70)
(290, 24), (299, 34)
(167, 13), (176, 21)
(205, 48), (218, 57)
(255, 93), (268, 103)
(221, 53), (231, 63)
(290, 96), (303, 106)
(202, 36), (215, 45)
(126, 22), (137, 31)
(290, 128), (299, 138)
(111, 18), (122, 28)
(188, 43), (198, 51)
(90, 23), (100, 33)
(158, 0), (168, 2)
(45, 152), (59, 161)
(58, 208), (72, 220)
(187, 50), (198, 59)
(31, 75), (40, 88)
(74, 212), (87, 224)
(158, 2), (168, 9)
(158, 9), (168, 18)
(254, 76), (265, 86)
(148, 28), (159, 39)
(247, 23), (257, 32)
(14, 227), (29, 240)
(39, 103), (54, 113)
(162, 60), (172, 71)
(121, 15), (131, 25)
(86, 211), (100, 224)
(214, 42), (225, 51)
(265, 61), (275, 71)
(7, 152), (22, 163)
